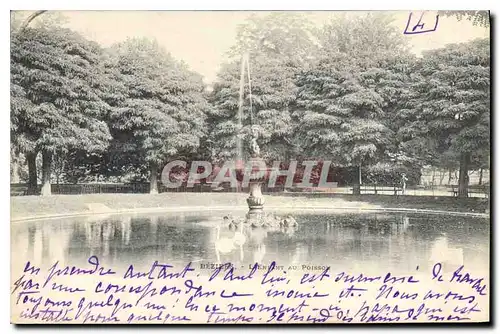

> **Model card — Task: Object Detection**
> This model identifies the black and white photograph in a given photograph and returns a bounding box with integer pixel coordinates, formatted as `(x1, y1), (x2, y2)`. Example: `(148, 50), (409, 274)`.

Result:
(9, 9), (490, 324)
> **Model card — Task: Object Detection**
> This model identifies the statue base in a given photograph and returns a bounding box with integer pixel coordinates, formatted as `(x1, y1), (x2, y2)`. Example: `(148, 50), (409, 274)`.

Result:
(227, 154), (297, 229)
(246, 183), (266, 227)
(245, 211), (265, 227)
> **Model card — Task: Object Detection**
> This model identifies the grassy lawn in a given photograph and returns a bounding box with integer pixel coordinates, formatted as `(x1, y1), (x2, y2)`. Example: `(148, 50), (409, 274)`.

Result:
(10, 193), (246, 220)
(272, 193), (489, 213)
(10, 192), (489, 221)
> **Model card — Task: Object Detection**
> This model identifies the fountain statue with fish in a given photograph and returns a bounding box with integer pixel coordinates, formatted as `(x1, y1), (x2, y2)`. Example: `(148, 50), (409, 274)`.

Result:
(224, 127), (298, 229)
(223, 52), (297, 230)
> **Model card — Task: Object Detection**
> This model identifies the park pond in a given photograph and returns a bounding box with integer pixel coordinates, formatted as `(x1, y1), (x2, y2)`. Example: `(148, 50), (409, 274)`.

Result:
(11, 210), (489, 278)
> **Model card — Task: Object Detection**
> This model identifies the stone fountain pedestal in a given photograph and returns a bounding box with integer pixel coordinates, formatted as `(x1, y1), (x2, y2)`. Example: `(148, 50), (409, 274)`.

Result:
(226, 156), (297, 229)
(226, 125), (297, 229)
(245, 156), (267, 227)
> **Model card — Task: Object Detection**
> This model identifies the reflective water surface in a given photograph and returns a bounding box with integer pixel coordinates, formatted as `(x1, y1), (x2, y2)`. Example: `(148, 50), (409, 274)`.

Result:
(11, 211), (489, 276)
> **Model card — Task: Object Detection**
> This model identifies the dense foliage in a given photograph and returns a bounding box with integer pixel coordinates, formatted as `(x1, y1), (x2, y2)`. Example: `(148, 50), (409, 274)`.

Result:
(11, 27), (112, 194)
(10, 11), (490, 197)
(105, 38), (209, 192)
(440, 11), (490, 28)
(399, 38), (490, 195)
(293, 14), (417, 189)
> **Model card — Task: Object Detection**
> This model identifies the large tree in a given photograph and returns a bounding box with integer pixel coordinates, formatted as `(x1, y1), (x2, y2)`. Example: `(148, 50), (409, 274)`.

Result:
(361, 54), (419, 159)
(107, 38), (208, 193)
(11, 27), (112, 195)
(400, 38), (490, 197)
(294, 54), (393, 186)
(316, 12), (409, 66)
(10, 10), (67, 189)
(293, 13), (411, 191)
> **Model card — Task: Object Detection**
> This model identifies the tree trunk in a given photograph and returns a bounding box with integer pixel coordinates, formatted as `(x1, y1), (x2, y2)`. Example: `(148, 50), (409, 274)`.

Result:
(18, 10), (47, 33)
(150, 162), (158, 194)
(458, 152), (470, 198)
(26, 152), (38, 195)
(352, 165), (361, 195)
(41, 151), (52, 196)
(478, 168), (483, 185)
(439, 170), (445, 186)
(11, 159), (20, 183)
(359, 163), (362, 185)
(448, 169), (452, 185)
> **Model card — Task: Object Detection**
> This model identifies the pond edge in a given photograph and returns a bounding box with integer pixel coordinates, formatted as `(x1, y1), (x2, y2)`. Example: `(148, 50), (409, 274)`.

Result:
(11, 205), (489, 223)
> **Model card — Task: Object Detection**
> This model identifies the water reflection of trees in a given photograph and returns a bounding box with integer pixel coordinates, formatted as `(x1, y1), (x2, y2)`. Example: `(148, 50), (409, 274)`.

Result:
(11, 212), (489, 275)
(202, 213), (416, 269)
(12, 221), (72, 268)
(406, 215), (489, 273)
(72, 214), (214, 269)
(252, 213), (487, 273)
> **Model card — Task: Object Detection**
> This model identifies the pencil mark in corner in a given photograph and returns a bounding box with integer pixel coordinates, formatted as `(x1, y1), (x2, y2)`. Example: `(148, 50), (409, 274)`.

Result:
(404, 12), (439, 35)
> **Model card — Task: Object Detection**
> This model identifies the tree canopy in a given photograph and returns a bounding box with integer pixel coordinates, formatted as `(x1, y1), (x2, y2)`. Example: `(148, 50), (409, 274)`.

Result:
(400, 38), (490, 157)
(293, 13), (416, 187)
(440, 11), (490, 28)
(399, 38), (490, 195)
(11, 27), (113, 194)
(9, 11), (491, 197)
(106, 38), (209, 191)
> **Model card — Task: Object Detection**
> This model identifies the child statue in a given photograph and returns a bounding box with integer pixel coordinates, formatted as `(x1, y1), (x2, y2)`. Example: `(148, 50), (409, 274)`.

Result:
(249, 125), (260, 158)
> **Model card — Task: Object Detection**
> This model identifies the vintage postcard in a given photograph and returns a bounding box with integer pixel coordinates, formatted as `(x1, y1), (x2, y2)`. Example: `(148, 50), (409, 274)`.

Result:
(10, 10), (490, 324)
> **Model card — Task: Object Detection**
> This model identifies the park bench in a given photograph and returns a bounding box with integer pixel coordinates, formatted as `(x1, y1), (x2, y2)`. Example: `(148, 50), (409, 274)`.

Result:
(204, 181), (230, 192)
(10, 184), (28, 196)
(353, 184), (403, 195)
(10, 183), (43, 196)
(450, 185), (489, 198)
